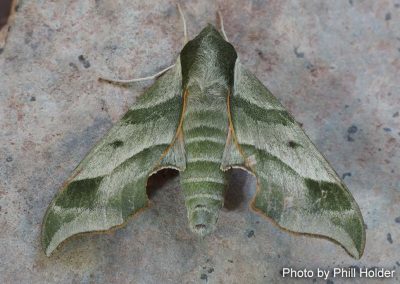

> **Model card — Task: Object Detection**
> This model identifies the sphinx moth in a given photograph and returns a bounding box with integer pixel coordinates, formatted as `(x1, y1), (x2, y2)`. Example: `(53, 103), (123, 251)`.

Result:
(42, 17), (365, 258)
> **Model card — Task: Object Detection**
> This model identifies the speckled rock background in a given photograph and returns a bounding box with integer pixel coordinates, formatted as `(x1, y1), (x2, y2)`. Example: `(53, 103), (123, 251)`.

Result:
(0, 0), (399, 283)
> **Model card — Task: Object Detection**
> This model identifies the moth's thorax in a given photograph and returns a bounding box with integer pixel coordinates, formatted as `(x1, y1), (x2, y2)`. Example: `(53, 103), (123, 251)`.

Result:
(180, 24), (237, 90)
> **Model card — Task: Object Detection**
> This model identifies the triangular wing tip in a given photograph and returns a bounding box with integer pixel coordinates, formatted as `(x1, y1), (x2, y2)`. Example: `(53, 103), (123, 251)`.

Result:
(44, 248), (53, 257)
(249, 202), (366, 259)
(42, 241), (55, 257)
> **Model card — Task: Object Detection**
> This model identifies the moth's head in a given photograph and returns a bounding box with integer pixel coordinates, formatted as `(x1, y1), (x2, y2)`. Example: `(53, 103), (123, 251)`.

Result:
(180, 23), (237, 87)
(196, 24), (225, 40)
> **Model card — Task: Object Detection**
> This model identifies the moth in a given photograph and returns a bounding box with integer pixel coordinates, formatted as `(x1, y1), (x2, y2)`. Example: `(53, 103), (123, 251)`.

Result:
(42, 7), (365, 258)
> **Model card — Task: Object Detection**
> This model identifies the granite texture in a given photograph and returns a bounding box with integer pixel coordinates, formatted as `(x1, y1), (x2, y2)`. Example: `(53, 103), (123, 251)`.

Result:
(0, 0), (399, 283)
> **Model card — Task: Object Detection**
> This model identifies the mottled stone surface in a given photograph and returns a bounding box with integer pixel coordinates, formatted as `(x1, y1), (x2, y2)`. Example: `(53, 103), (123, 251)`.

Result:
(1, 0), (399, 283)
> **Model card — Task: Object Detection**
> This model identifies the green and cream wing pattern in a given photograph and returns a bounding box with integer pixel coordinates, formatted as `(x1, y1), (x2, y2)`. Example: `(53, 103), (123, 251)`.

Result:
(42, 61), (185, 256)
(225, 61), (365, 258)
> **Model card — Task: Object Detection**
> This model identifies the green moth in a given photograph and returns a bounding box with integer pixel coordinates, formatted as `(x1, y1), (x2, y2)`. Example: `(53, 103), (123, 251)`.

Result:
(42, 13), (365, 258)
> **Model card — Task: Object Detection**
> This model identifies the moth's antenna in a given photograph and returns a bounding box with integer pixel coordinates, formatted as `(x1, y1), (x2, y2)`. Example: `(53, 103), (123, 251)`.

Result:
(217, 11), (229, 42)
(98, 4), (187, 84)
(98, 6), (185, 84)
(98, 64), (175, 84)
(177, 3), (188, 44)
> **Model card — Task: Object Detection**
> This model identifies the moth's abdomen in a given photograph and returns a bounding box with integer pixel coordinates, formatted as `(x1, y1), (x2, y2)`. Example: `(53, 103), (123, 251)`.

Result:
(180, 161), (225, 236)
(180, 85), (229, 236)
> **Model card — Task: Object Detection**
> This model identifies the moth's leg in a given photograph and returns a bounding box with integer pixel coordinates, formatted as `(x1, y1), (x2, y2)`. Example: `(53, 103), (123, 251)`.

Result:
(177, 3), (188, 44)
(217, 11), (229, 42)
(98, 64), (175, 85)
